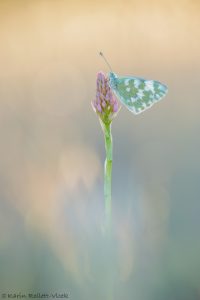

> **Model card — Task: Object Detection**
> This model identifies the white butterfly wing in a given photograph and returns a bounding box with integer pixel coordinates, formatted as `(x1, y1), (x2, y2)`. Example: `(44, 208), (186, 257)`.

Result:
(110, 75), (168, 114)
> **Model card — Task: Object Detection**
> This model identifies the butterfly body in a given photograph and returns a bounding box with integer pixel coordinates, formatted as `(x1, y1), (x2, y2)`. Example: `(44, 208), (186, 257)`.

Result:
(108, 72), (168, 114)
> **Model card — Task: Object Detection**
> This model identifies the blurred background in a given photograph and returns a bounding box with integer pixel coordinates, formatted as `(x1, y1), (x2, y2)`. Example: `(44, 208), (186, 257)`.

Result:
(0, 0), (200, 299)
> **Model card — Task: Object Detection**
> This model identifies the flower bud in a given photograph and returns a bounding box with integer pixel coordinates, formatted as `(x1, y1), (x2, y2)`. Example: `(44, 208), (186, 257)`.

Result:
(92, 72), (120, 124)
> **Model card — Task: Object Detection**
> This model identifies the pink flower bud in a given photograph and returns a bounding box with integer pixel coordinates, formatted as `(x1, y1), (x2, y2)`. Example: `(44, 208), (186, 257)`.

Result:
(92, 71), (120, 123)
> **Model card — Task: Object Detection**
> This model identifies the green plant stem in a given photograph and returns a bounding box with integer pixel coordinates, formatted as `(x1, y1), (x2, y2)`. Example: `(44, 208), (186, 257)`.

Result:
(101, 120), (113, 232)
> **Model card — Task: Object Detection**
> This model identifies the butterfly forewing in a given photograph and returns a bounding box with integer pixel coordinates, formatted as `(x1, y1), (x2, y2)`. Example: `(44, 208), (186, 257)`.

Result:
(113, 76), (168, 114)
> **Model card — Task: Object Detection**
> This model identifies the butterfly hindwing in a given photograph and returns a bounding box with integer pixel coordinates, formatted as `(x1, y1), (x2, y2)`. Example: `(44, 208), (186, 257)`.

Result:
(111, 75), (168, 114)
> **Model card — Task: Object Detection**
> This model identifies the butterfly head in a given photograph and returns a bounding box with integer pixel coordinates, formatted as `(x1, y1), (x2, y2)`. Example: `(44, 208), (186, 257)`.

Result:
(108, 72), (118, 90)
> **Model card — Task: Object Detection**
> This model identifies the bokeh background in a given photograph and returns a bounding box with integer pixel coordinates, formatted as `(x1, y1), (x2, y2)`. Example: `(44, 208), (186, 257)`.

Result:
(0, 0), (200, 299)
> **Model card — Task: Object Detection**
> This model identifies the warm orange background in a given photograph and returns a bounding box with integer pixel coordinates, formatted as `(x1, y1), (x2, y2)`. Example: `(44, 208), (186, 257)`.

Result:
(0, 1), (200, 299)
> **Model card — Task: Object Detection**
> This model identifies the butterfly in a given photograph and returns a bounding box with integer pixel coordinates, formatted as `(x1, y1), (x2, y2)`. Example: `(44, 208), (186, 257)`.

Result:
(100, 52), (168, 115)
(108, 72), (168, 114)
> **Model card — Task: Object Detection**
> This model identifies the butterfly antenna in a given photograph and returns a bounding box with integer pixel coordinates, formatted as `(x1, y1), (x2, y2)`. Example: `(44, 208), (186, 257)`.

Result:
(99, 51), (113, 72)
